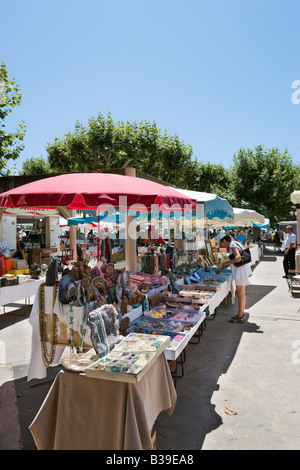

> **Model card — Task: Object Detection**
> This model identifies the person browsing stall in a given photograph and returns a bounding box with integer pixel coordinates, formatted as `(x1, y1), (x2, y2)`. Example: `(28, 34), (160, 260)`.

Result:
(236, 230), (246, 245)
(283, 225), (296, 278)
(216, 234), (252, 323)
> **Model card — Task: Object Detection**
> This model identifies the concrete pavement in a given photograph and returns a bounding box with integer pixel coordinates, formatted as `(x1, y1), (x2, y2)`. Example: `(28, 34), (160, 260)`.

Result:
(1, 247), (300, 450)
(156, 248), (300, 450)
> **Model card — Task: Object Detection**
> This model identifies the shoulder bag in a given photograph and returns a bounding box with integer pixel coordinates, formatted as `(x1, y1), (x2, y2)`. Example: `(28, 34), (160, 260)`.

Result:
(229, 242), (252, 267)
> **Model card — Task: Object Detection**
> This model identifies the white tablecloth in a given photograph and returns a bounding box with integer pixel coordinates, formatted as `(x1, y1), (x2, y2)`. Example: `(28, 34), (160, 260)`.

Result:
(249, 244), (260, 266)
(203, 279), (234, 316)
(0, 279), (44, 306)
(28, 286), (66, 381)
(177, 273), (234, 316)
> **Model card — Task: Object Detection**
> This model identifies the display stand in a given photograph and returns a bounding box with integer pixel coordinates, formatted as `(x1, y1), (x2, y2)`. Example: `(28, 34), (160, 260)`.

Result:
(29, 353), (176, 450)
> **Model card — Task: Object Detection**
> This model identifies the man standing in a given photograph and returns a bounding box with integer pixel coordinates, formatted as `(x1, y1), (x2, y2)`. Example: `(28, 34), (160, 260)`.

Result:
(236, 230), (246, 245)
(283, 225), (296, 278)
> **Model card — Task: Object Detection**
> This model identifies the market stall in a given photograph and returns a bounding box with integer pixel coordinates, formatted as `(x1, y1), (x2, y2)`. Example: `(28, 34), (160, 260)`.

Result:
(0, 277), (44, 313)
(0, 172), (196, 272)
(0, 207), (61, 265)
(29, 351), (176, 450)
(168, 187), (234, 227)
(233, 207), (265, 226)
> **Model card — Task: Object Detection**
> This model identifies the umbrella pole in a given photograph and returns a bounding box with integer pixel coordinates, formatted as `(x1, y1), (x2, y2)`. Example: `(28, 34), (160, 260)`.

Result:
(97, 213), (100, 261)
(125, 214), (137, 272)
(69, 212), (77, 261)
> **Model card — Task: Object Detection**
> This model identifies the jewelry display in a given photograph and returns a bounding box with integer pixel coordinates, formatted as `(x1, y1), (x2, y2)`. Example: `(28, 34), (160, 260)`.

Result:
(39, 282), (58, 367)
(85, 333), (171, 382)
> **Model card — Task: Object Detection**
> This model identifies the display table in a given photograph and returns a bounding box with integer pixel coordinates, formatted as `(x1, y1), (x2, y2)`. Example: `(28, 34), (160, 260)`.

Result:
(249, 244), (260, 266)
(0, 278), (44, 312)
(29, 353), (177, 450)
(200, 278), (234, 317)
(28, 284), (93, 381)
(176, 269), (234, 318)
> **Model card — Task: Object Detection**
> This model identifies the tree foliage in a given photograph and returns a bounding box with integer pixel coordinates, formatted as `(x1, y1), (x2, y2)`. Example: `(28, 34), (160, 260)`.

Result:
(46, 112), (194, 184)
(0, 61), (26, 175)
(20, 156), (50, 175)
(229, 145), (299, 224)
(21, 111), (300, 224)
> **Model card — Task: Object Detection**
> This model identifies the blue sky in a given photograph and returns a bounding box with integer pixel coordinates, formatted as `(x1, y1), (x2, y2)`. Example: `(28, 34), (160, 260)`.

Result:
(2, 0), (300, 174)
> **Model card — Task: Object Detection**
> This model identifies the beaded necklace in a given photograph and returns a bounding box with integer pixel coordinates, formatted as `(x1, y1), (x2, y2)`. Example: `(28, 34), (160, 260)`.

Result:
(68, 287), (89, 353)
(39, 282), (58, 367)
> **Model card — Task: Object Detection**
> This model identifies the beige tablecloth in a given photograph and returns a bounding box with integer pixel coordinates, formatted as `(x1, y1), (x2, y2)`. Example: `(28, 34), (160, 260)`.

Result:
(29, 353), (177, 450)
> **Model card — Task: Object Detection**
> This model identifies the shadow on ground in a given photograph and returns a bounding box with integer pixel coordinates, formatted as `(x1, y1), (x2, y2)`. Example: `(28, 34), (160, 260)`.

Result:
(155, 313), (262, 450)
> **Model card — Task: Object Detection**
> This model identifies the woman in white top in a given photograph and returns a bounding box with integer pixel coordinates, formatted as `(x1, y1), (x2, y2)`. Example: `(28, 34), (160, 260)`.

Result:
(216, 234), (252, 323)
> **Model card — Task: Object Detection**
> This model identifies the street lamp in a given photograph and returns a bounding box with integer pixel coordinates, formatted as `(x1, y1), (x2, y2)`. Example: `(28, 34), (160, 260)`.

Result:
(290, 191), (300, 269)
(290, 191), (300, 245)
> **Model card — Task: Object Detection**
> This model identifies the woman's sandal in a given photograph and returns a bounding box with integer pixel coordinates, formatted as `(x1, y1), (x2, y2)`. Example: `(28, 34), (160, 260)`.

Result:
(228, 314), (245, 323)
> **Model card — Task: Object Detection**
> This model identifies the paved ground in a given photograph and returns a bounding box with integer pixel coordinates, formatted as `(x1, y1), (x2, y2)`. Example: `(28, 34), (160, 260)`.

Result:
(156, 248), (300, 450)
(1, 247), (300, 450)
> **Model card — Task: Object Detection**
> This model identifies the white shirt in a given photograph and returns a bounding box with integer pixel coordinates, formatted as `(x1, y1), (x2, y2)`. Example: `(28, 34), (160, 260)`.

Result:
(285, 232), (296, 250)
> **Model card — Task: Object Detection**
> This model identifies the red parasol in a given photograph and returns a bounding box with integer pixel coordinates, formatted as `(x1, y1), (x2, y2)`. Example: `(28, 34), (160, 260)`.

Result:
(0, 172), (196, 211)
(0, 172), (196, 268)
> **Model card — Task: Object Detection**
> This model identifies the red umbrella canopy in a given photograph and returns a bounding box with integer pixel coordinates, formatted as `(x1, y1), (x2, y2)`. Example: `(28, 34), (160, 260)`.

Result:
(0, 173), (196, 212)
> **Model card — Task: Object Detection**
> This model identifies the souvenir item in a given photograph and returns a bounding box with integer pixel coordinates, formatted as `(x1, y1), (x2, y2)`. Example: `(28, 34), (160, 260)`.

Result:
(67, 300), (88, 353)
(30, 264), (41, 279)
(45, 258), (58, 286)
(90, 265), (101, 279)
(85, 333), (171, 382)
(92, 276), (109, 295)
(88, 309), (110, 357)
(58, 275), (77, 304)
(88, 304), (120, 357)
(62, 352), (97, 373)
(39, 283), (58, 367)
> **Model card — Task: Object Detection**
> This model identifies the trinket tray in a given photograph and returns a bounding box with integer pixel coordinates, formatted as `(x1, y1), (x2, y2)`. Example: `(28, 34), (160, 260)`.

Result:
(146, 306), (202, 322)
(85, 333), (170, 382)
(179, 287), (215, 299)
(128, 316), (196, 336)
(159, 292), (207, 306)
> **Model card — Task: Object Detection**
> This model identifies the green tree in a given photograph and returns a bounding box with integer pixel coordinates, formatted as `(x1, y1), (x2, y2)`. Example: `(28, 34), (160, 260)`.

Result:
(46, 112), (196, 186)
(229, 145), (298, 224)
(180, 158), (231, 194)
(20, 156), (50, 175)
(0, 61), (26, 175)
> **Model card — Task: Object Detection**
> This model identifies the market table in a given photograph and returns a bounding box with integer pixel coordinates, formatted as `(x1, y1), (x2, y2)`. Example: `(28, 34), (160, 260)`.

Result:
(0, 278), (44, 313)
(249, 244), (260, 266)
(29, 353), (177, 450)
(176, 269), (234, 318)
(28, 284), (93, 381)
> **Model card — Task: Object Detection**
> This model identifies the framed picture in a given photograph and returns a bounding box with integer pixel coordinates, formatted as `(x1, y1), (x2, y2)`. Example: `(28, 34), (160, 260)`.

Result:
(205, 239), (215, 266)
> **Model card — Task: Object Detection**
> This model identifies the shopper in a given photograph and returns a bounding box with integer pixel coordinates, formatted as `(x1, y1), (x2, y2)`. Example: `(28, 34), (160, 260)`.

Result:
(272, 230), (281, 251)
(236, 230), (246, 245)
(283, 225), (296, 278)
(216, 234), (252, 323)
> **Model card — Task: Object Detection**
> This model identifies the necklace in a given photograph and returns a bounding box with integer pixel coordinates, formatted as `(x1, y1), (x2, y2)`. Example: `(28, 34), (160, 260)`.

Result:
(39, 282), (58, 367)
(68, 288), (89, 353)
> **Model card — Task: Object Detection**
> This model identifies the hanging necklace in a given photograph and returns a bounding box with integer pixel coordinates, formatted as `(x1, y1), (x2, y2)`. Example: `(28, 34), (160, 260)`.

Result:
(39, 282), (58, 367)
(68, 286), (89, 353)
